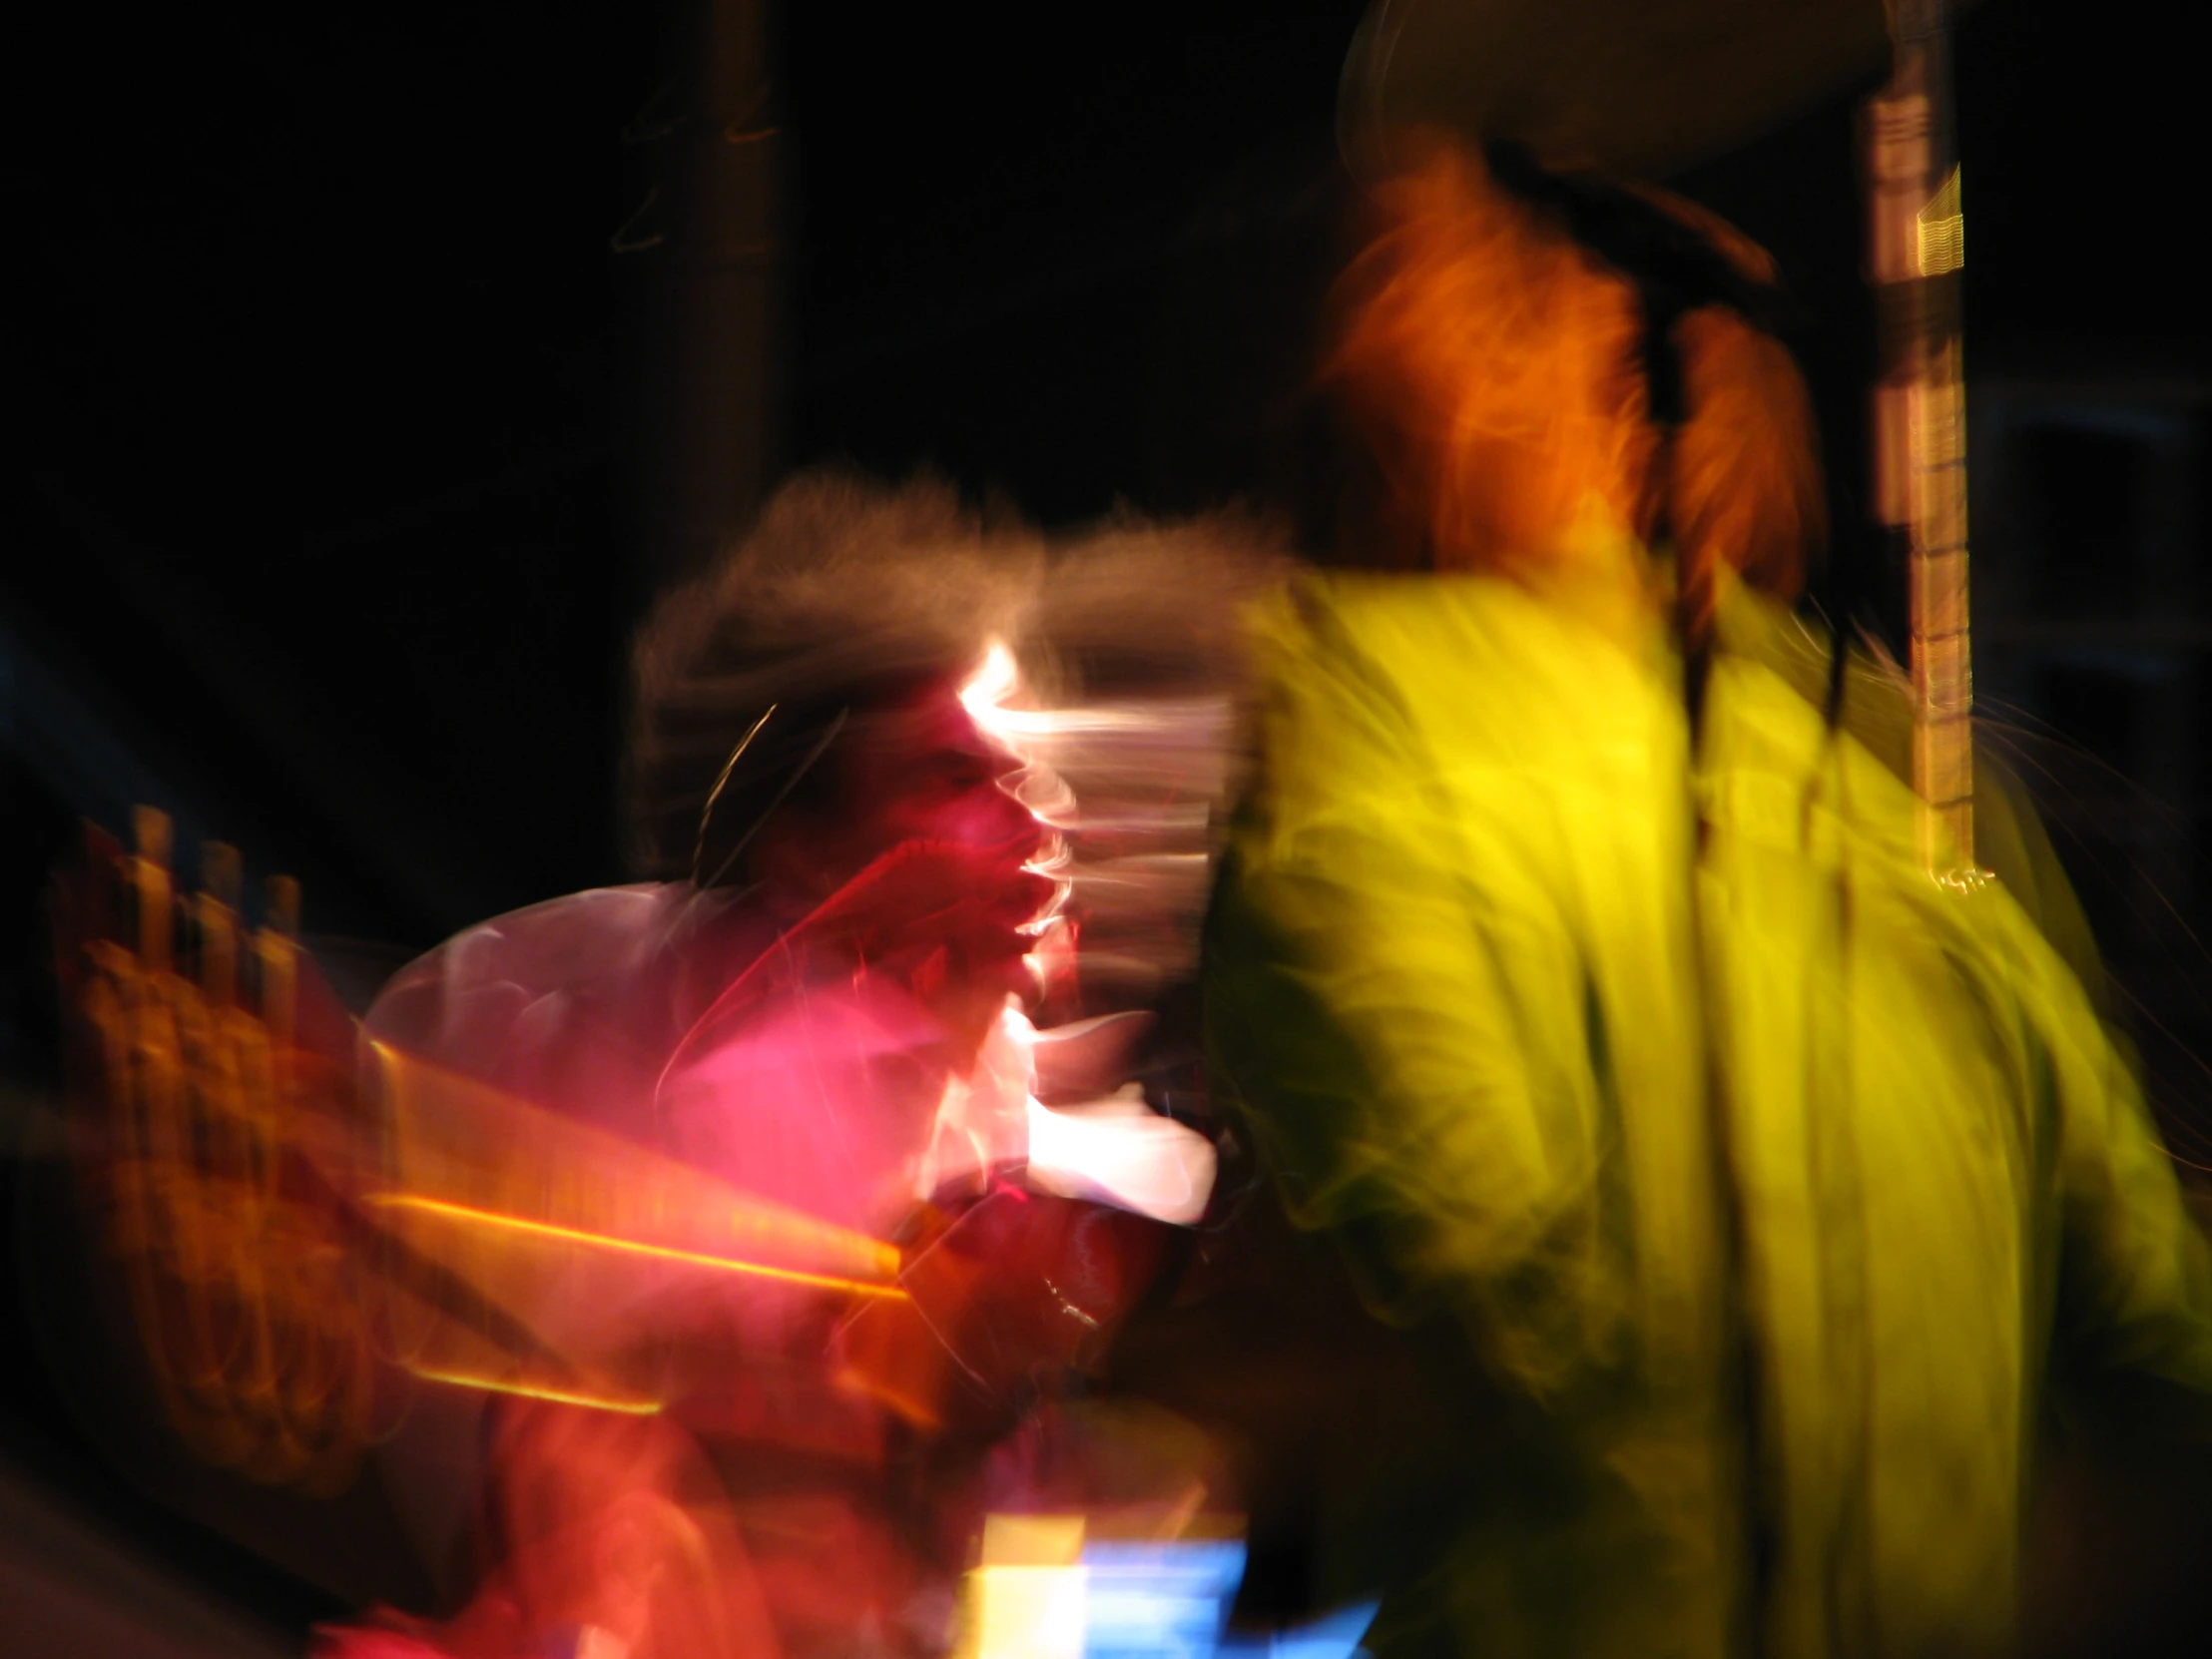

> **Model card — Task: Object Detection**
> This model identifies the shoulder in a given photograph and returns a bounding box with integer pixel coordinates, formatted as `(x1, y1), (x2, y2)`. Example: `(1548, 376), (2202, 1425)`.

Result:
(364, 884), (690, 1056)
(1246, 573), (1546, 718)
(1247, 574), (1677, 783)
(1249, 571), (1520, 660)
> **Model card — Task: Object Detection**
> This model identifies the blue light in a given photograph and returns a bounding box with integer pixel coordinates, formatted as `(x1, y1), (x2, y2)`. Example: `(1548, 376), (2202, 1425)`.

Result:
(1219, 1601), (1381, 1658)
(1076, 1538), (1378, 1659)
(1080, 1539), (1246, 1658)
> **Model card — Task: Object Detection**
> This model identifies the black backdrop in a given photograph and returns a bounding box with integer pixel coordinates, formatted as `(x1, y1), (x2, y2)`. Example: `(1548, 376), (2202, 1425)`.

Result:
(4, 1), (2199, 943)
(3, 0), (2210, 1645)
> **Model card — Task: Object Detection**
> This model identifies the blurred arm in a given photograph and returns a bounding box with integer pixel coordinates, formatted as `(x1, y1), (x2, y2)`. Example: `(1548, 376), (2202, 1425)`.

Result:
(2040, 935), (2212, 1438)
(1204, 589), (1594, 1336)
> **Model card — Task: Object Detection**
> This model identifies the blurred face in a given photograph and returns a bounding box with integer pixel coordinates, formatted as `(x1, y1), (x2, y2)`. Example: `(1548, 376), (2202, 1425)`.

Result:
(753, 679), (1053, 1008)
(832, 686), (1043, 867)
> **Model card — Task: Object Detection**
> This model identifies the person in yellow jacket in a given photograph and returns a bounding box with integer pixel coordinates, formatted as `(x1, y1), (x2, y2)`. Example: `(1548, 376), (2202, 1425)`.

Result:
(1203, 140), (2212, 1658)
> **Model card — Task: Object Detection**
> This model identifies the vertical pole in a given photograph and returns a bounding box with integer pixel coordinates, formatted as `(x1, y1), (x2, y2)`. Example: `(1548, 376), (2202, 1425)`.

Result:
(616, 0), (781, 871)
(1867, 0), (1975, 877)
(624, 0), (782, 601)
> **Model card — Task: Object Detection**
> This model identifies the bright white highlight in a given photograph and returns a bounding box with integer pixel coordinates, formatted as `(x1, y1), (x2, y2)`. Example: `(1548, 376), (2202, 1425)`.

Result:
(917, 1002), (1216, 1224)
(960, 638), (1022, 731)
(1025, 1089), (1216, 1227)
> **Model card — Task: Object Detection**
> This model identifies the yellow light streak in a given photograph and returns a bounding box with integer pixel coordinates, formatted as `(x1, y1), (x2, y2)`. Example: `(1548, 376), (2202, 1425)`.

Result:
(362, 1193), (911, 1301)
(406, 1364), (665, 1415)
(1917, 166), (1963, 276)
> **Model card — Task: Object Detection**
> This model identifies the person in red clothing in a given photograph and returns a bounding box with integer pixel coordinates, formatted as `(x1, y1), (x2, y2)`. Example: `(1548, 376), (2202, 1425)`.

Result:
(328, 473), (1237, 1659)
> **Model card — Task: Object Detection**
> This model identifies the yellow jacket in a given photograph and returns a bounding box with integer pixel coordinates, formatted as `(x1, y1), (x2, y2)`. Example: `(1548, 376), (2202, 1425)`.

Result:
(1205, 568), (2212, 1658)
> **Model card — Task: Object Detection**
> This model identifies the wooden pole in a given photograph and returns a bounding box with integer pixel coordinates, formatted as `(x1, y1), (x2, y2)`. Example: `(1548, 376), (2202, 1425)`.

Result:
(1867, 0), (1977, 878)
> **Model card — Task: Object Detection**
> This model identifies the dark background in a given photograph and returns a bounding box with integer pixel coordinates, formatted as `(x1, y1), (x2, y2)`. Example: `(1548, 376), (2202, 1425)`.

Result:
(3, 0), (2202, 938)
(3, 0), (2210, 1650)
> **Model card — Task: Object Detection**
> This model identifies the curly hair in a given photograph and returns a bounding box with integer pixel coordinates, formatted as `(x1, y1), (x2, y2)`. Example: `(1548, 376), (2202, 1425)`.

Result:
(627, 471), (1046, 882)
(626, 471), (1292, 884)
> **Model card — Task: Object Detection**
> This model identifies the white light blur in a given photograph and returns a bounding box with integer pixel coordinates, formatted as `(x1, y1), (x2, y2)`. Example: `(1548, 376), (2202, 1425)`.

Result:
(962, 638), (1076, 947)
(959, 632), (1238, 1038)
(1024, 1087), (1216, 1227)
(960, 639), (1022, 732)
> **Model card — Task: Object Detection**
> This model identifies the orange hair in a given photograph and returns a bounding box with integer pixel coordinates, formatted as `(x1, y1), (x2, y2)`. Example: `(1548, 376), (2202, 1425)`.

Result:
(1325, 142), (1822, 632)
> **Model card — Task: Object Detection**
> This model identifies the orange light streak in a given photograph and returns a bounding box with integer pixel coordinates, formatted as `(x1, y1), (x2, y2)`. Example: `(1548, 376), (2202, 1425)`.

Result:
(362, 1193), (911, 1301)
(406, 1364), (666, 1415)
